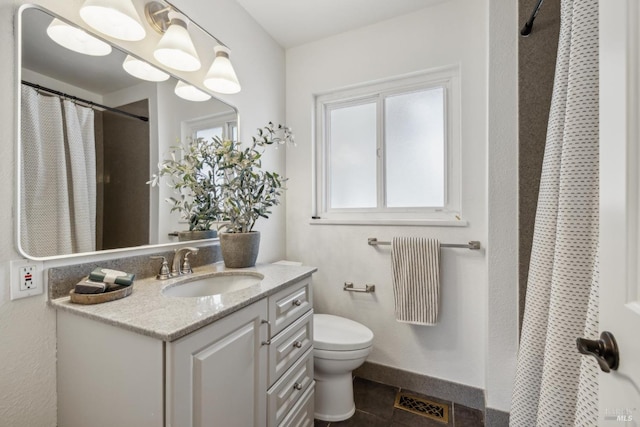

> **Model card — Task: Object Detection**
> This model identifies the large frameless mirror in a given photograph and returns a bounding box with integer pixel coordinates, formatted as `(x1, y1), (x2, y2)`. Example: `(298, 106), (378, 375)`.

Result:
(17, 5), (238, 259)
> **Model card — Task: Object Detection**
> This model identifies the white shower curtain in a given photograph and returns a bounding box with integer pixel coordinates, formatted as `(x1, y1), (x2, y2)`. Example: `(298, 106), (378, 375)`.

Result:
(63, 100), (97, 253)
(510, 0), (599, 426)
(21, 85), (72, 256)
(20, 86), (97, 256)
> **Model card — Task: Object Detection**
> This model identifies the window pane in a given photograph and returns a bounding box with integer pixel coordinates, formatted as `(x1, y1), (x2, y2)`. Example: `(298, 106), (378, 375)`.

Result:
(229, 122), (238, 142)
(196, 126), (223, 142)
(329, 102), (377, 209)
(385, 88), (445, 207)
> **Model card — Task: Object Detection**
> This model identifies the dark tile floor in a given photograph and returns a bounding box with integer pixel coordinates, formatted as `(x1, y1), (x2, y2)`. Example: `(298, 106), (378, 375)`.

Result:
(314, 377), (484, 427)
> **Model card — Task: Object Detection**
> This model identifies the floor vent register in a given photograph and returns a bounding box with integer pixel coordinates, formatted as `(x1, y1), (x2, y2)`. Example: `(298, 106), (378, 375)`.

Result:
(394, 391), (449, 424)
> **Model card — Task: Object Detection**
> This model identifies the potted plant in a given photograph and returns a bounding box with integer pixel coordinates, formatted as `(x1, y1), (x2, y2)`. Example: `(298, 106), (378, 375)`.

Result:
(148, 135), (223, 241)
(150, 122), (293, 266)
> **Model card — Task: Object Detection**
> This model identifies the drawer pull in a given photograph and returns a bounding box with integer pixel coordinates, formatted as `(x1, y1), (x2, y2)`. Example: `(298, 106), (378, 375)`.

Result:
(292, 299), (302, 306)
(261, 319), (272, 346)
(293, 382), (303, 391)
(293, 340), (303, 348)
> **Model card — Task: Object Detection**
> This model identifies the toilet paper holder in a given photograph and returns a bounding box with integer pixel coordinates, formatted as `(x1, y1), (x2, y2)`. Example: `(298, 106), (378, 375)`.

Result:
(343, 282), (376, 293)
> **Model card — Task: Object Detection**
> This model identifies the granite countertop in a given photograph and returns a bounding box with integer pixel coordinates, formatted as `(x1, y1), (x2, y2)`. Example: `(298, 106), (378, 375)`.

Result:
(50, 262), (317, 342)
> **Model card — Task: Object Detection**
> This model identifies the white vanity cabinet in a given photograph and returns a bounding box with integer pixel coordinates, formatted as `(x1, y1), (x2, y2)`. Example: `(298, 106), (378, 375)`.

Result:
(56, 274), (314, 427)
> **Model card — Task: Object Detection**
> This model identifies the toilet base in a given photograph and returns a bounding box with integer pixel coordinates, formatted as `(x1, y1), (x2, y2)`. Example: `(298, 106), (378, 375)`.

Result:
(313, 372), (356, 422)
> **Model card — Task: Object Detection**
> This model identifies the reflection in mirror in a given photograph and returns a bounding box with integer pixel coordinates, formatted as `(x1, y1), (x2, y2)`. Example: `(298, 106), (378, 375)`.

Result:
(19, 6), (238, 259)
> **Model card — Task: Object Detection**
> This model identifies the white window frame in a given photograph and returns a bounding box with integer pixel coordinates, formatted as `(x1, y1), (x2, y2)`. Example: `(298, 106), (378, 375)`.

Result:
(312, 66), (463, 226)
(181, 111), (238, 143)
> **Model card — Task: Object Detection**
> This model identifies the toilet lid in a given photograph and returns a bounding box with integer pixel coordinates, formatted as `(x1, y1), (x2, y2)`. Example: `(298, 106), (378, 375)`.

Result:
(313, 314), (374, 351)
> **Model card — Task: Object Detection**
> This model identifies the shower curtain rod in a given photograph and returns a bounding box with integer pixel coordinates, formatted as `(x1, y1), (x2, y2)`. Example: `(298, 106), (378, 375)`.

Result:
(521, 0), (544, 36)
(21, 80), (149, 122)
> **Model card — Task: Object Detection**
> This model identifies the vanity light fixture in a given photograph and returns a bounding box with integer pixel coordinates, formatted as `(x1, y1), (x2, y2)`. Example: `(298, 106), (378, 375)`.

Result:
(46, 18), (112, 56)
(144, 1), (241, 93)
(203, 45), (241, 94)
(153, 11), (201, 72)
(174, 81), (211, 102)
(79, 0), (146, 41)
(122, 55), (170, 81)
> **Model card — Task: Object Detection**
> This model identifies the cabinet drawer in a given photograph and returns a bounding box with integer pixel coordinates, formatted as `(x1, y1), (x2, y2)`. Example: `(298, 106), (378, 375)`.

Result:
(268, 278), (312, 336)
(269, 310), (313, 386)
(267, 348), (314, 427)
(278, 383), (314, 427)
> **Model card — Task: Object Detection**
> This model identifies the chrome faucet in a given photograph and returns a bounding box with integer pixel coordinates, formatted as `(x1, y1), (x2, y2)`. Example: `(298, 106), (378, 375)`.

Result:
(171, 247), (199, 276)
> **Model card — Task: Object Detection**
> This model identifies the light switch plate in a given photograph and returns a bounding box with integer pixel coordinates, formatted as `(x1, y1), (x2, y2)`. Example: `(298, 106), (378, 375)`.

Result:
(10, 259), (44, 300)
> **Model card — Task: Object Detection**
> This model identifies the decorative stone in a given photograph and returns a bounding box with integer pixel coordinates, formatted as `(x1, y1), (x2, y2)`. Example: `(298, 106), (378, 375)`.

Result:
(220, 231), (260, 268)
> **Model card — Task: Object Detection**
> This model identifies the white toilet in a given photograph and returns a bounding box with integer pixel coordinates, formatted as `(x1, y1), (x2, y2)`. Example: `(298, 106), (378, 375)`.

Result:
(313, 314), (374, 422)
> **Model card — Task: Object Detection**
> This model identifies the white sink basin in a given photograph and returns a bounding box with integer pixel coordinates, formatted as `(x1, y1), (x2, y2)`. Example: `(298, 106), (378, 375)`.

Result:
(162, 272), (264, 297)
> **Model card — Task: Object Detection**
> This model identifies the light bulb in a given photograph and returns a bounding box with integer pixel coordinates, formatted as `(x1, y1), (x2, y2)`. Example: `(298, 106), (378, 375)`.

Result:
(46, 18), (112, 56)
(122, 55), (170, 82)
(174, 81), (211, 102)
(154, 12), (200, 72)
(204, 45), (241, 94)
(79, 0), (146, 41)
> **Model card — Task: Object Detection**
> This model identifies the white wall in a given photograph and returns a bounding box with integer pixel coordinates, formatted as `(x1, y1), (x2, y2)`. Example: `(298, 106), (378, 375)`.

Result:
(0, 4), (57, 425)
(286, 0), (489, 391)
(0, 0), (285, 425)
(486, 0), (519, 412)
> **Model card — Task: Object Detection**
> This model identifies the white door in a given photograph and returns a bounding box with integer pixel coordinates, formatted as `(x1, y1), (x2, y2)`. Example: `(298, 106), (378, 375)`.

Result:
(599, 0), (640, 423)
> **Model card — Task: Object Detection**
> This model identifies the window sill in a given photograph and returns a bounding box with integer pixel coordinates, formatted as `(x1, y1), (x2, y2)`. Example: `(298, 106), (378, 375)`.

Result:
(308, 218), (468, 227)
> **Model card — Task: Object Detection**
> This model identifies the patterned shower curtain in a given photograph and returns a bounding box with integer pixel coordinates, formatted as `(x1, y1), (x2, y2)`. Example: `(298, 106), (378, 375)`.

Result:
(510, 0), (600, 426)
(21, 85), (72, 256)
(63, 99), (97, 252)
(20, 85), (97, 257)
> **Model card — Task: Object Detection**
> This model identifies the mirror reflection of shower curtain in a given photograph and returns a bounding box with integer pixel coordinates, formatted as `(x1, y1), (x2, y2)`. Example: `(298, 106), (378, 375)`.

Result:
(20, 85), (97, 257)
(62, 99), (96, 252)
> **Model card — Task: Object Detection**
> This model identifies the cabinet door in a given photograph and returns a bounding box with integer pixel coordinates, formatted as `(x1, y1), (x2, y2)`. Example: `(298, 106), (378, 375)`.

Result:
(167, 300), (268, 427)
(57, 311), (164, 427)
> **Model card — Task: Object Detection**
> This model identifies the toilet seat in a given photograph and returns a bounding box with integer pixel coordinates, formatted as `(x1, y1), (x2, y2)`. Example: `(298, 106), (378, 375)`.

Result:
(314, 346), (372, 361)
(314, 314), (374, 351)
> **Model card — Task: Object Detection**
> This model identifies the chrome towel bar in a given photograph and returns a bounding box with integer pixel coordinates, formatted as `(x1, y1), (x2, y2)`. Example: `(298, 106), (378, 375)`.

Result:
(367, 238), (481, 250)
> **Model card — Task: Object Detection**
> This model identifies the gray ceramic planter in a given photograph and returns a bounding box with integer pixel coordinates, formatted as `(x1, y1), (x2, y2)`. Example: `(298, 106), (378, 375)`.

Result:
(219, 231), (260, 268)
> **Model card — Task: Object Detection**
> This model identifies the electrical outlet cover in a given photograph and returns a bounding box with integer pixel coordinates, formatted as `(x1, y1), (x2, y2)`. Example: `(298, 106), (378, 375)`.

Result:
(10, 259), (44, 300)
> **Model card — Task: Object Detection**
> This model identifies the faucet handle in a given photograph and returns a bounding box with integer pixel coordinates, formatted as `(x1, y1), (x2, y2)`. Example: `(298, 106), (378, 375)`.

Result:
(150, 256), (171, 280)
(181, 249), (199, 274)
(177, 247), (200, 254)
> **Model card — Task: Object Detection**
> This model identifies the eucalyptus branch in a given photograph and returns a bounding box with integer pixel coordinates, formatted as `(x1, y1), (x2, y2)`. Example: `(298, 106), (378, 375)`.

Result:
(149, 123), (292, 234)
(253, 122), (295, 148)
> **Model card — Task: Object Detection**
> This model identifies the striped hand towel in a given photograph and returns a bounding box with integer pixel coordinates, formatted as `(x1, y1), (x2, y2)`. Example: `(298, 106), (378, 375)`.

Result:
(391, 237), (441, 325)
